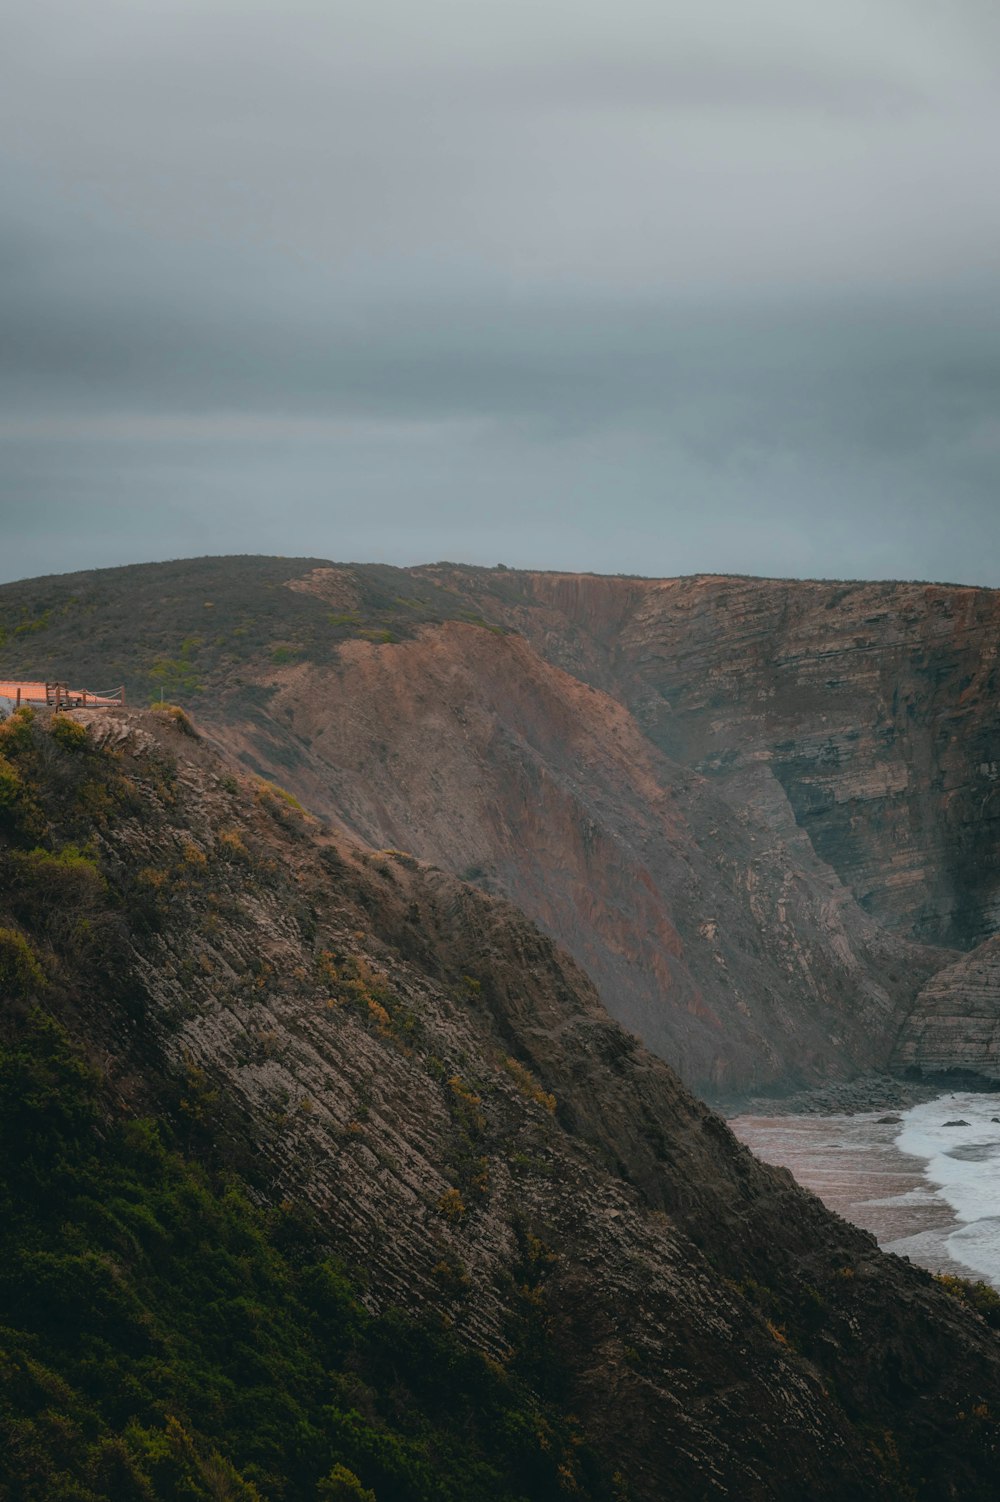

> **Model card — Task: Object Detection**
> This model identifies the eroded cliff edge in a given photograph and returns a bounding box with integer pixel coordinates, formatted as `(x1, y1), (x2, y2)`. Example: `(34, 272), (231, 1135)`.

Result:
(2, 704), (1000, 1500)
(2, 557), (998, 1094)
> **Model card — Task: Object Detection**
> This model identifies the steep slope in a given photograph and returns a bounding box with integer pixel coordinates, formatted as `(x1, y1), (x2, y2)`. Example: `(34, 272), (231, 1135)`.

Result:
(2, 703), (1000, 1500)
(3, 557), (999, 1092)
(462, 569), (1000, 949)
(205, 623), (942, 1096)
(894, 937), (1000, 1081)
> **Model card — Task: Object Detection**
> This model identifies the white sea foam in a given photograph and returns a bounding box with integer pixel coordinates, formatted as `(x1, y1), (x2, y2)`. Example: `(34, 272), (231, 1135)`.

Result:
(864, 1185), (941, 1209)
(894, 1093), (1000, 1286)
(732, 1093), (1000, 1289)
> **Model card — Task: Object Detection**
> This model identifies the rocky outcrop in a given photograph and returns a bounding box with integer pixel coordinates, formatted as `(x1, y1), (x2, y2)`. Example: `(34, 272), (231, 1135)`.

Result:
(4, 557), (1000, 1096)
(5, 705), (1000, 1500)
(894, 936), (1000, 1081)
(206, 623), (944, 1097)
(487, 571), (1000, 950)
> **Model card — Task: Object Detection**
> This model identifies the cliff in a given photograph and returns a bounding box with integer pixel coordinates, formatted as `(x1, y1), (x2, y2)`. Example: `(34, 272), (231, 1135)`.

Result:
(505, 571), (1000, 950)
(894, 937), (1000, 1081)
(2, 703), (1000, 1499)
(2, 558), (998, 1093)
(206, 621), (943, 1096)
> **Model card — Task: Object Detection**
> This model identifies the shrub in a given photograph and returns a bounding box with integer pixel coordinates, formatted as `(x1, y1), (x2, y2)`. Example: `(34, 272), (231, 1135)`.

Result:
(0, 752), (22, 809)
(448, 1075), (486, 1134)
(503, 1056), (557, 1114)
(48, 715), (89, 751)
(127, 1416), (264, 1500)
(151, 702), (198, 736)
(367, 997), (392, 1034)
(935, 1274), (1000, 1328)
(437, 1187), (467, 1222)
(318, 1464), (376, 1501)
(256, 779), (308, 817)
(0, 1010), (613, 1502)
(431, 1258), (471, 1298)
(0, 927), (45, 995)
(149, 637), (202, 701)
(180, 840), (207, 868)
(218, 829), (251, 862)
(7, 845), (108, 948)
(0, 705), (35, 754)
(12, 842), (102, 882)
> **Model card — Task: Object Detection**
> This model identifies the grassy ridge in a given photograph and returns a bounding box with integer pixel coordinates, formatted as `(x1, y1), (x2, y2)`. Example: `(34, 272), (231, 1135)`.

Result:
(0, 556), (516, 708)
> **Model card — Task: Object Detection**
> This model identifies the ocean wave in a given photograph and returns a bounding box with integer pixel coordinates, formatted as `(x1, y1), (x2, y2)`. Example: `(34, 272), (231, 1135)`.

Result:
(895, 1094), (1000, 1284)
(733, 1094), (1000, 1290)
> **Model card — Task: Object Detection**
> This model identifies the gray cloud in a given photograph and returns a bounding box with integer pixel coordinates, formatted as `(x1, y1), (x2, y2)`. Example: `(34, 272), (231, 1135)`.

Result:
(1, 0), (999, 586)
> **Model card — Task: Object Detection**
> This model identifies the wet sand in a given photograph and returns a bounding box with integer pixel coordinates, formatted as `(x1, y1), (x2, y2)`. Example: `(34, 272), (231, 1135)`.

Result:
(731, 1108), (982, 1281)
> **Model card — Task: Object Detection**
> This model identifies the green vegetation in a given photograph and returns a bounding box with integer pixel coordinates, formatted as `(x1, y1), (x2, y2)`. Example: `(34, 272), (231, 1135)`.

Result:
(0, 705), (37, 755)
(935, 1274), (1000, 1328)
(49, 714), (90, 751)
(0, 555), (509, 703)
(150, 703), (198, 736)
(0, 599), (64, 660)
(255, 780), (310, 826)
(0, 694), (613, 1502)
(0, 927), (45, 994)
(0, 1011), (610, 1502)
(149, 636), (203, 702)
(0, 753), (23, 811)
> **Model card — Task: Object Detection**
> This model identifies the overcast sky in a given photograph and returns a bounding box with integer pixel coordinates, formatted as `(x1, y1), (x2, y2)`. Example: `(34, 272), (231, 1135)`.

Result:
(2, 0), (999, 585)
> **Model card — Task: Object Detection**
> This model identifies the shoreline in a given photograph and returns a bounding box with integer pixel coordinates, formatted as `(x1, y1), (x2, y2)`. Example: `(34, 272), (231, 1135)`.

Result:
(731, 1090), (1000, 1290)
(717, 1070), (1000, 1121)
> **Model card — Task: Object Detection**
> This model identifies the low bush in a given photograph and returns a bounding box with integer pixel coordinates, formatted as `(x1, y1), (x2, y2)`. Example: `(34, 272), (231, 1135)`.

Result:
(935, 1274), (1000, 1328)
(0, 1011), (612, 1502)
(48, 715), (89, 751)
(0, 926), (45, 995)
(151, 702), (198, 736)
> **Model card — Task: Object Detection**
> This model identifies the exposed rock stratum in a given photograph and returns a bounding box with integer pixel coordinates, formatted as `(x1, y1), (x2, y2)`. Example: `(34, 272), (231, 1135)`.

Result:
(2, 702), (1000, 1498)
(2, 558), (999, 1095)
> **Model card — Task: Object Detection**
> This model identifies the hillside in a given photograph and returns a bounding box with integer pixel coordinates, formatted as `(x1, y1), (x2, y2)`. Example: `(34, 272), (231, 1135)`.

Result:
(2, 702), (1000, 1499)
(3, 557), (998, 1096)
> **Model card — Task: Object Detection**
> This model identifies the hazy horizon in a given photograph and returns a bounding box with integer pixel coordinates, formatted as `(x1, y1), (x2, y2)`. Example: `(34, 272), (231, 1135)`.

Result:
(3, 1), (1000, 587)
(0, 549), (994, 594)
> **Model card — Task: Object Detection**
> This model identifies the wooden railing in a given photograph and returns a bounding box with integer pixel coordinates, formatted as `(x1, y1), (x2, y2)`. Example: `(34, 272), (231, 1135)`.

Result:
(0, 680), (126, 710)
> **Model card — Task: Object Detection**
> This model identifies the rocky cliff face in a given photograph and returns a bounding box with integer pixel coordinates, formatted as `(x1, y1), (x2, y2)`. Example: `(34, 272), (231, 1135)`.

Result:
(503, 571), (1000, 951)
(207, 622), (942, 1097)
(2, 558), (998, 1093)
(3, 705), (1000, 1499)
(894, 937), (1000, 1081)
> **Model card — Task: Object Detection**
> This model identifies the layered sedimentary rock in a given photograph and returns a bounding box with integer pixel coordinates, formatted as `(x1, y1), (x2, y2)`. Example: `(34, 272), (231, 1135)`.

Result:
(894, 937), (1000, 1081)
(4, 557), (1000, 1092)
(208, 623), (943, 1095)
(485, 570), (1000, 950)
(4, 704), (1000, 1499)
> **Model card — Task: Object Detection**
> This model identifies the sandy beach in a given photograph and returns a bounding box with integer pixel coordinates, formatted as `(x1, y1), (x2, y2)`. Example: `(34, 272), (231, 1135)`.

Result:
(731, 1097), (1000, 1285)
